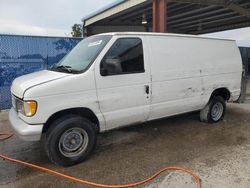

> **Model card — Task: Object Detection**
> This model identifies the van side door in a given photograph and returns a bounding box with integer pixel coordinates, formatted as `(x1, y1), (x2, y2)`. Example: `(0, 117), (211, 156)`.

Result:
(94, 36), (151, 130)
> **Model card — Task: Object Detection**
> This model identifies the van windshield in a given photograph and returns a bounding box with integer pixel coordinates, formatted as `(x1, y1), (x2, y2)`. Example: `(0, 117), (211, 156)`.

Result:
(50, 35), (112, 73)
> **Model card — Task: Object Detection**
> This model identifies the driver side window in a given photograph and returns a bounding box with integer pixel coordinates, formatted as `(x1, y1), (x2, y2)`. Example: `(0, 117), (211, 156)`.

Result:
(100, 38), (144, 76)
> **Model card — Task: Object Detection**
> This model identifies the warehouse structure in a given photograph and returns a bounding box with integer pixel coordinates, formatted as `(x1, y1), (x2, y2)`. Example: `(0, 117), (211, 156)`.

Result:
(82, 0), (250, 36)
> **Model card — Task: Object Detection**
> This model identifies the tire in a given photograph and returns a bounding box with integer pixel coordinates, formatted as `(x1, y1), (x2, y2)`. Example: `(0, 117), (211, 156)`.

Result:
(200, 96), (226, 123)
(45, 115), (97, 166)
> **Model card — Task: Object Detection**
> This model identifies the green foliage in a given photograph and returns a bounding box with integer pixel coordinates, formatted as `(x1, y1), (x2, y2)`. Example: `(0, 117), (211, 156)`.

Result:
(71, 24), (83, 37)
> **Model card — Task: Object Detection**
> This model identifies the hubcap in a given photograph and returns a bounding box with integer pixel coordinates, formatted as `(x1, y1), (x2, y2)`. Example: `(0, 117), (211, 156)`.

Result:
(211, 102), (223, 121)
(59, 128), (89, 157)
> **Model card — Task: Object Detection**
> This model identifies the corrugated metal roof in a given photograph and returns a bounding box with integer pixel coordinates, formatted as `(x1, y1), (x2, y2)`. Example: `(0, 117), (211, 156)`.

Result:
(83, 0), (148, 26)
(82, 0), (250, 35)
(81, 0), (126, 22)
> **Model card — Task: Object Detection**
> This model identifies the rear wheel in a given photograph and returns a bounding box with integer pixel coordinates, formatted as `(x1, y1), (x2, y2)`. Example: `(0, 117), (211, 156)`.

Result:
(45, 115), (97, 166)
(200, 96), (226, 123)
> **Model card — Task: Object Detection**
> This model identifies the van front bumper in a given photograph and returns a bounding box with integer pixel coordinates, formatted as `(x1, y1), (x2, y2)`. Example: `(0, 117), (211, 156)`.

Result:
(8, 108), (43, 141)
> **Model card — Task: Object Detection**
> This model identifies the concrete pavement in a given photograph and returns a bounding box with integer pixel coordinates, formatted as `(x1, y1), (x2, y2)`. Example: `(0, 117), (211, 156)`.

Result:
(1, 102), (250, 188)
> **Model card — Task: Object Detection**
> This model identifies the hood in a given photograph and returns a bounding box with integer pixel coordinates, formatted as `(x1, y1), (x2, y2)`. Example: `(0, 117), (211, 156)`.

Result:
(11, 70), (71, 98)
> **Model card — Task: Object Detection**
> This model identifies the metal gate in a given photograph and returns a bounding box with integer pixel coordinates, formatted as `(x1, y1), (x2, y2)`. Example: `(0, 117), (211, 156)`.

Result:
(0, 34), (82, 110)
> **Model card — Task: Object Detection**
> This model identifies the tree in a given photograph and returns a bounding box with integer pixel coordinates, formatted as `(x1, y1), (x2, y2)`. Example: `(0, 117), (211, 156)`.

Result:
(71, 24), (82, 37)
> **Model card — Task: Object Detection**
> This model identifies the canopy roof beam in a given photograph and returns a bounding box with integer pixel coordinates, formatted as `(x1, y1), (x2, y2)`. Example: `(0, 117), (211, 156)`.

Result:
(153, 0), (168, 32)
(82, 0), (250, 35)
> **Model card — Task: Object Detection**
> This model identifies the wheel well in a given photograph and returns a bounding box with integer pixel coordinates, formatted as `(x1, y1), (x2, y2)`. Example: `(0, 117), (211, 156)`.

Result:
(210, 88), (231, 101)
(42, 108), (100, 133)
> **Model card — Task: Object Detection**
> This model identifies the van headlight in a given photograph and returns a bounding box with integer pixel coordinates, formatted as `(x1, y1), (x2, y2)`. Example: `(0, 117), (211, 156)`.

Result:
(15, 98), (37, 117)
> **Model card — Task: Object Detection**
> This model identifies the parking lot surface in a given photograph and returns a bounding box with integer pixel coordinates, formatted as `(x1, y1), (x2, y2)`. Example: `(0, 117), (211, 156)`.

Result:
(1, 101), (250, 188)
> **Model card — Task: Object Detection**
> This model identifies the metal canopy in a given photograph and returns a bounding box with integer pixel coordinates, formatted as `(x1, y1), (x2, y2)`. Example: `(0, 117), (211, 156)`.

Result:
(83, 0), (250, 34)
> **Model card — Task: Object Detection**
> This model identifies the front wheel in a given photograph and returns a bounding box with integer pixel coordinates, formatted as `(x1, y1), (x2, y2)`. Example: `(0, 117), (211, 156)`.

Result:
(45, 115), (97, 166)
(200, 96), (226, 123)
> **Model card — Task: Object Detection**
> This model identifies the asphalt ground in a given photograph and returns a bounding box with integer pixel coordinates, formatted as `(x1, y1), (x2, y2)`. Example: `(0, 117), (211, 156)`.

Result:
(1, 101), (250, 188)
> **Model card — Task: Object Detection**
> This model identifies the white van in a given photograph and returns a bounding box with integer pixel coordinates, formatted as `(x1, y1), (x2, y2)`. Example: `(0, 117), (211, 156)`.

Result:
(9, 32), (242, 166)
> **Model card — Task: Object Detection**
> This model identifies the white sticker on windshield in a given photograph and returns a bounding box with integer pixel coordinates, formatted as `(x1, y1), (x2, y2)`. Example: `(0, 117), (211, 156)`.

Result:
(88, 40), (103, 47)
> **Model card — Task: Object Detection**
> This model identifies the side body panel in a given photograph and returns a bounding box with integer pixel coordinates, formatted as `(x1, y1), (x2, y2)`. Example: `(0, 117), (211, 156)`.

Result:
(199, 40), (242, 102)
(147, 36), (203, 120)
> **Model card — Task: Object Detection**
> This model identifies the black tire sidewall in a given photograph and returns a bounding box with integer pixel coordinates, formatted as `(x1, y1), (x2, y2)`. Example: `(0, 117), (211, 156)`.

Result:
(46, 115), (96, 166)
(208, 96), (226, 123)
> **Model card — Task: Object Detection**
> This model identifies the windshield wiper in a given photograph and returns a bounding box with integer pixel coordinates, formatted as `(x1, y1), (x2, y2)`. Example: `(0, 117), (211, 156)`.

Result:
(55, 65), (73, 72)
(50, 65), (80, 73)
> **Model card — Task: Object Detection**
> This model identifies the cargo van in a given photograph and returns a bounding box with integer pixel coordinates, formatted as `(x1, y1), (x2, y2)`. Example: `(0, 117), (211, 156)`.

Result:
(9, 32), (242, 166)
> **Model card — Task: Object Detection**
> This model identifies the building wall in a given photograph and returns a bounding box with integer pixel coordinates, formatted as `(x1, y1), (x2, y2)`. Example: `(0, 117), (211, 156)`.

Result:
(0, 35), (82, 110)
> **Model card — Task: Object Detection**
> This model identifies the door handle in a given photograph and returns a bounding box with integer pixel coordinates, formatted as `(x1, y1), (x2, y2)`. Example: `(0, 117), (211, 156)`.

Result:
(145, 85), (149, 95)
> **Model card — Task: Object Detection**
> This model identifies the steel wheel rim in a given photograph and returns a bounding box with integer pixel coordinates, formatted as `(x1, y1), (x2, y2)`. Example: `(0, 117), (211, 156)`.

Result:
(59, 128), (89, 158)
(211, 102), (223, 121)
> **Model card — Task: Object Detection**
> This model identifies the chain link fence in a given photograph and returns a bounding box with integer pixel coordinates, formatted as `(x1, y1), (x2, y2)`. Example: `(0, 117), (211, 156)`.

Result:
(0, 34), (82, 110)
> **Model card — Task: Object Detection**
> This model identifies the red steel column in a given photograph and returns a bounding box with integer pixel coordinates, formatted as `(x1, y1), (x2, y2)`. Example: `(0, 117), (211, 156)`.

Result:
(153, 0), (167, 33)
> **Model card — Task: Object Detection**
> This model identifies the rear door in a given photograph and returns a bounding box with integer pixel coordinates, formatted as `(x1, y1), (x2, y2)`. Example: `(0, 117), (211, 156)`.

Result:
(95, 36), (151, 130)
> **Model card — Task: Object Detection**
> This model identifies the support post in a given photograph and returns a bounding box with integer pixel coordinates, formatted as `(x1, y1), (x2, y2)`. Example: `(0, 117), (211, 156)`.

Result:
(153, 0), (167, 33)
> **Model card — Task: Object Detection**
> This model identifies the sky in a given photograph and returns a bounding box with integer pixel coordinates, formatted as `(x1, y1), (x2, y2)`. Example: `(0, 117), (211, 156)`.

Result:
(0, 0), (116, 36)
(0, 0), (250, 47)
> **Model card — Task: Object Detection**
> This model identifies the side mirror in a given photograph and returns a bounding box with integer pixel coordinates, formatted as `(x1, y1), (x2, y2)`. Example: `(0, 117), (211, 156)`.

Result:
(100, 68), (108, 76)
(101, 58), (122, 76)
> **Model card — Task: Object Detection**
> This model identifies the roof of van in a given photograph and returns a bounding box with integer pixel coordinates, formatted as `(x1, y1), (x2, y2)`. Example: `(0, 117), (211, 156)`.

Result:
(97, 32), (235, 42)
